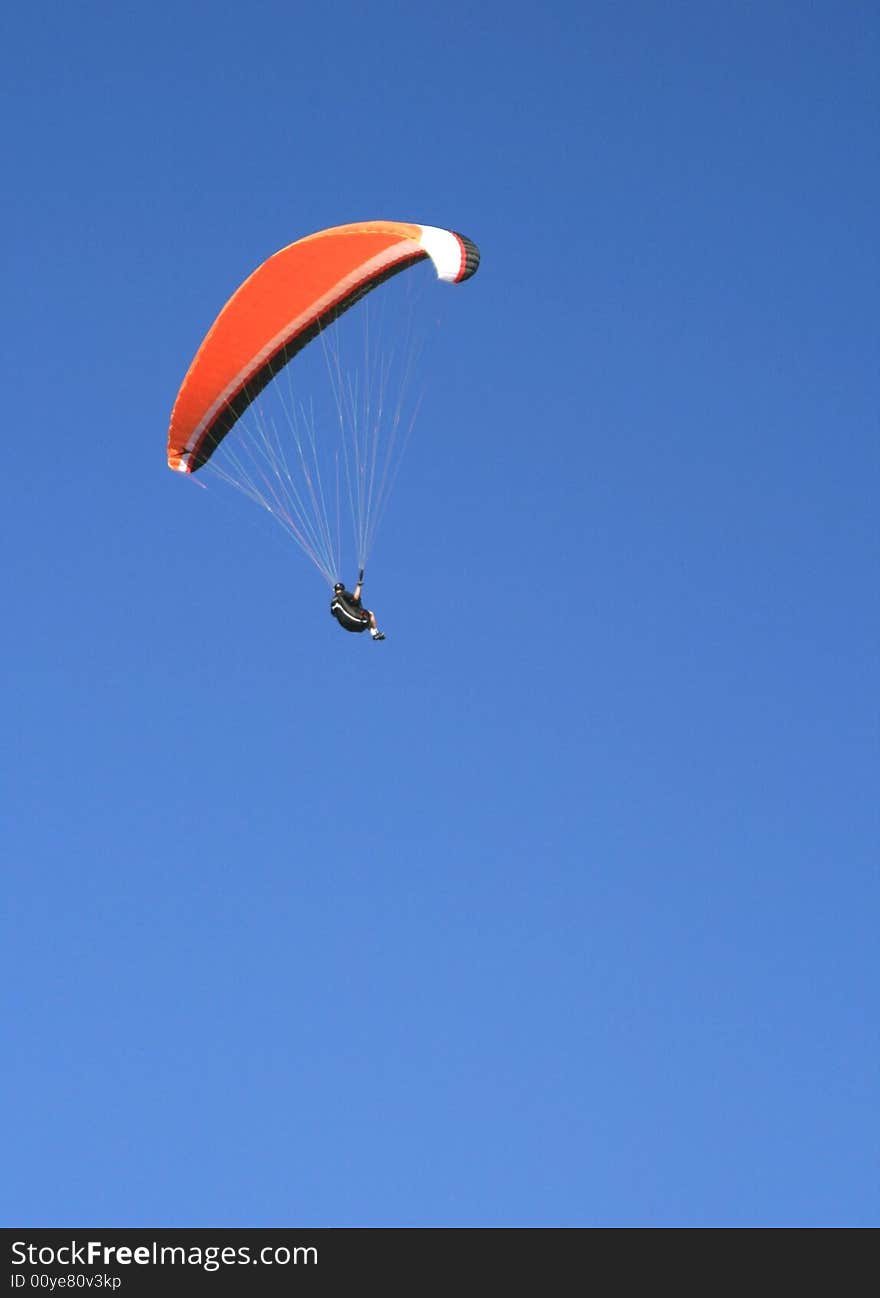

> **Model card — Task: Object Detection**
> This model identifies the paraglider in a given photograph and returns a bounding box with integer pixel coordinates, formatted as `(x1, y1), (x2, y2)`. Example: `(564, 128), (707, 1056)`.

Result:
(331, 571), (385, 641)
(167, 220), (480, 633)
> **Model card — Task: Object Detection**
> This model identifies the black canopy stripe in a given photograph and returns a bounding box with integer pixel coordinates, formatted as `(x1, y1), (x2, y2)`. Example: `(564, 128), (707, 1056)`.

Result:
(453, 232), (481, 281)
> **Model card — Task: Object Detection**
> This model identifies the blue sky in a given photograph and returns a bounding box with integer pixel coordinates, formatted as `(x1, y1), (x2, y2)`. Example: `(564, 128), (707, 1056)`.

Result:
(3, 0), (878, 1227)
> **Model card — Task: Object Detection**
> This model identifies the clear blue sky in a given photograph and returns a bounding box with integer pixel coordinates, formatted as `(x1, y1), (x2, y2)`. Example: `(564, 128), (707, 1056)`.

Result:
(3, 0), (877, 1227)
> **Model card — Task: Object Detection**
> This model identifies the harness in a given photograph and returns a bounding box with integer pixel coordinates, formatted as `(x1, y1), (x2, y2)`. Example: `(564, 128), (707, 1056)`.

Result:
(331, 592), (370, 632)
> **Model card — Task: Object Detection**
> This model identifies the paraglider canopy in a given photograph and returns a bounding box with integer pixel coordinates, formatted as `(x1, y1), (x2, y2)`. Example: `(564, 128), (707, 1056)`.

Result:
(168, 221), (480, 476)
